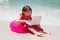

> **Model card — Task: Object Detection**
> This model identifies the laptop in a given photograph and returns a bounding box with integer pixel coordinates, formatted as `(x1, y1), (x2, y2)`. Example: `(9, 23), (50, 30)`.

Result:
(30, 16), (42, 25)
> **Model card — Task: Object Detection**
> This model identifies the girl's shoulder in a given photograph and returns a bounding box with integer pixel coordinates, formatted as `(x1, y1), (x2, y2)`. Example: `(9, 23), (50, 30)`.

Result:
(19, 14), (23, 17)
(20, 14), (22, 16)
(18, 14), (22, 19)
(16, 14), (22, 20)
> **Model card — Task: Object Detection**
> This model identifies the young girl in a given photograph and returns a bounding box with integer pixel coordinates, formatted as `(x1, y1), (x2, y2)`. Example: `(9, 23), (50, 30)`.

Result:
(10, 5), (50, 36)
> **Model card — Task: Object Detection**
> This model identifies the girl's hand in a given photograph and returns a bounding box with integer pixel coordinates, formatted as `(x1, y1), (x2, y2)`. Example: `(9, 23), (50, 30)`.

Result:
(24, 20), (30, 23)
(24, 20), (31, 25)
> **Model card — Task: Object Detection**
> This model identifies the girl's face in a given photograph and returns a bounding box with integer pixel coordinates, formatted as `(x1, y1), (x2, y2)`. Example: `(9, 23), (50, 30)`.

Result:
(24, 11), (32, 16)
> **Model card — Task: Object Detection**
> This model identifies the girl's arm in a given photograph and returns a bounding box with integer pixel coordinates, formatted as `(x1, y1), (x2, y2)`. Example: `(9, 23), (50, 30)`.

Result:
(16, 15), (25, 23)
(16, 15), (31, 23)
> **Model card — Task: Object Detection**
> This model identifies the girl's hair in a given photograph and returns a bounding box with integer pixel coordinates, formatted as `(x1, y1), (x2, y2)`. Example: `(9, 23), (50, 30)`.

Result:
(21, 5), (32, 20)
(22, 5), (32, 13)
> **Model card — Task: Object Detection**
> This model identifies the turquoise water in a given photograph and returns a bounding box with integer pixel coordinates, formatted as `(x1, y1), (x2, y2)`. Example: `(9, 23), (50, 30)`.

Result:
(0, 0), (60, 9)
